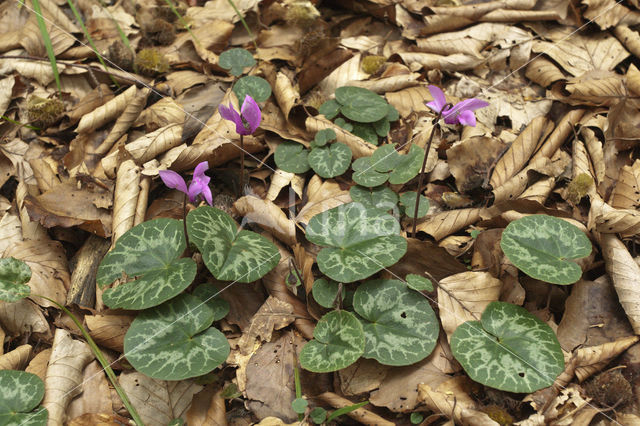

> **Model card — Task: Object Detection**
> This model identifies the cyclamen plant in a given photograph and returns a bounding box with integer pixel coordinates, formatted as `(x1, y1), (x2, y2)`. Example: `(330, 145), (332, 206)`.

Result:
(219, 94), (262, 193)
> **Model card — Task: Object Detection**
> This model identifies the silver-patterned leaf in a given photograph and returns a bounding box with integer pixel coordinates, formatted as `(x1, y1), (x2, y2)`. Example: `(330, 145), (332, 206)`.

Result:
(0, 370), (47, 425)
(308, 143), (352, 178)
(0, 257), (31, 302)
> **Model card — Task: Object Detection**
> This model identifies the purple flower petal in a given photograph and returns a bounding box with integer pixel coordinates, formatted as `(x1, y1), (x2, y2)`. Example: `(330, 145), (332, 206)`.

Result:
(240, 95), (261, 134)
(219, 103), (240, 124)
(188, 179), (206, 203)
(456, 110), (477, 126)
(159, 170), (188, 194)
(202, 185), (213, 206)
(427, 85), (447, 113)
(193, 161), (209, 179)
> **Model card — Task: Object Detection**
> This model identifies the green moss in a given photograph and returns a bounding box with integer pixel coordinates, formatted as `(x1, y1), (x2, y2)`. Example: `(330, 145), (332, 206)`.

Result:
(135, 48), (170, 76)
(361, 56), (386, 74)
(27, 95), (64, 128)
(566, 173), (594, 204)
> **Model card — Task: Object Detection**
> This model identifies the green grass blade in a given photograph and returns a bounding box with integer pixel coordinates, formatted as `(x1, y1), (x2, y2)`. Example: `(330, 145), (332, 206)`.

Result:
(1, 115), (40, 131)
(31, 0), (62, 95)
(65, 0), (119, 87)
(327, 401), (368, 423)
(97, 0), (132, 50)
(162, 0), (201, 48)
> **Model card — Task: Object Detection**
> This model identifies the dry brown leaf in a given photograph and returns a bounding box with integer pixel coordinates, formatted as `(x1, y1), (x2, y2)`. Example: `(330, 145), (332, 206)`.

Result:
(347, 73), (420, 94)
(237, 296), (295, 355)
(389, 238), (467, 282)
(266, 169), (295, 201)
(525, 56), (566, 87)
(386, 85), (431, 118)
(418, 376), (499, 425)
(305, 115), (376, 159)
(111, 159), (140, 247)
(532, 109), (584, 162)
(583, 0), (640, 29)
(438, 271), (502, 341)
(338, 358), (390, 396)
(16, 181), (47, 241)
(67, 413), (132, 426)
(0, 344), (31, 370)
(76, 85), (137, 133)
(581, 127), (605, 187)
(0, 211), (22, 256)
(595, 206), (640, 236)
(394, 52), (484, 72)
(0, 297), (49, 337)
(573, 336), (639, 382)
(186, 385), (227, 426)
(601, 233), (640, 334)
(42, 329), (94, 426)
(67, 360), (113, 421)
(295, 175), (351, 225)
(317, 54), (366, 98)
(4, 239), (69, 307)
(25, 348), (51, 382)
(125, 124), (184, 164)
(552, 73), (626, 106)
(611, 159), (640, 209)
(119, 372), (203, 425)
(317, 392), (394, 426)
(617, 413), (640, 425)
(447, 136), (506, 193)
(490, 116), (553, 188)
(134, 97), (186, 131)
(234, 196), (296, 246)
(415, 208), (482, 241)
(273, 72), (298, 121)
(85, 312), (134, 353)
(494, 153), (568, 204)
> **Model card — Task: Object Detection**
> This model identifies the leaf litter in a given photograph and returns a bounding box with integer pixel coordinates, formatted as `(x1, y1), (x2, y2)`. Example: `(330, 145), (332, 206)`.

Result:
(1, 0), (640, 424)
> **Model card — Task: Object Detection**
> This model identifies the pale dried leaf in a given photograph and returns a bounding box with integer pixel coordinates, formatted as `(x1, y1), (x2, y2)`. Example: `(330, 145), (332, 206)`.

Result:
(125, 124), (184, 164)
(338, 358), (391, 396)
(317, 391), (394, 425)
(438, 271), (502, 341)
(415, 208), (482, 241)
(0, 75), (14, 117)
(25, 348), (52, 382)
(266, 169), (295, 201)
(386, 85), (431, 118)
(67, 361), (112, 420)
(186, 385), (227, 426)
(601, 233), (640, 333)
(0, 211), (22, 256)
(85, 313), (134, 353)
(274, 72), (298, 121)
(583, 0), (640, 29)
(347, 73), (420, 94)
(296, 175), (351, 225)
(394, 52), (484, 72)
(42, 329), (94, 426)
(119, 371), (203, 426)
(418, 376), (499, 425)
(234, 196), (296, 246)
(135, 98), (186, 131)
(573, 336), (639, 382)
(525, 56), (566, 87)
(317, 54), (366, 98)
(532, 109), (584, 162)
(0, 344), (31, 370)
(96, 88), (150, 156)
(111, 160), (140, 247)
(237, 296), (295, 355)
(611, 159), (640, 209)
(581, 127), (605, 186)
(76, 85), (137, 133)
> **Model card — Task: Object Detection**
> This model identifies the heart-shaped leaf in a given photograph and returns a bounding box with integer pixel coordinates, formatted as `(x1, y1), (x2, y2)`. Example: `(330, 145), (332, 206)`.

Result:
(372, 117), (390, 137)
(308, 143), (352, 178)
(351, 123), (379, 145)
(451, 301), (564, 393)
(349, 185), (398, 212)
(0, 370), (47, 426)
(388, 145), (424, 184)
(0, 257), (31, 302)
(399, 192), (430, 218)
(312, 128), (337, 147)
(334, 117), (353, 132)
(353, 279), (438, 365)
(187, 206), (281, 282)
(124, 293), (229, 380)
(352, 157), (388, 187)
(218, 48), (256, 76)
(274, 141), (311, 174)
(335, 87), (389, 123)
(192, 283), (230, 321)
(306, 202), (407, 282)
(406, 274), (433, 291)
(319, 99), (341, 120)
(233, 75), (272, 103)
(370, 145), (400, 172)
(312, 278), (345, 309)
(500, 215), (592, 285)
(97, 219), (197, 310)
(299, 310), (364, 372)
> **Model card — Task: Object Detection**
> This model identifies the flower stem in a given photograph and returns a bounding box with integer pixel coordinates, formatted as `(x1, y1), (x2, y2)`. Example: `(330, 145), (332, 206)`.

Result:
(240, 134), (245, 194)
(183, 193), (191, 257)
(37, 295), (144, 426)
(411, 117), (442, 237)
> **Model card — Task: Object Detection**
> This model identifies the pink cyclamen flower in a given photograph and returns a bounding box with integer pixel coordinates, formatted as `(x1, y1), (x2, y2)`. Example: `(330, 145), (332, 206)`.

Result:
(159, 161), (213, 206)
(426, 85), (489, 127)
(218, 95), (261, 135)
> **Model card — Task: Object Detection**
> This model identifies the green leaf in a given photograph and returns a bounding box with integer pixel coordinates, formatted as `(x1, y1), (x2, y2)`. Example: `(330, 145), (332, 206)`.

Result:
(334, 117), (353, 132)
(187, 206), (281, 282)
(291, 398), (308, 414)
(319, 99), (341, 120)
(168, 419), (184, 426)
(306, 202), (407, 282)
(308, 143), (352, 178)
(335, 87), (389, 123)
(0, 407), (47, 426)
(353, 279), (438, 366)
(500, 215), (592, 285)
(0, 258), (31, 302)
(312, 128), (337, 147)
(97, 219), (197, 310)
(218, 48), (256, 76)
(386, 104), (399, 121)
(0, 370), (45, 414)
(274, 141), (311, 174)
(372, 117), (390, 138)
(310, 407), (327, 424)
(233, 75), (272, 103)
(370, 145), (401, 172)
(192, 284), (230, 321)
(311, 278), (345, 309)
(410, 413), (424, 424)
(352, 157), (388, 187)
(300, 310), (365, 373)
(406, 274), (433, 291)
(388, 145), (424, 184)
(326, 401), (368, 422)
(124, 293), (230, 380)
(451, 301), (564, 393)
(351, 122), (379, 145)
(399, 192), (430, 218)
(349, 185), (398, 212)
